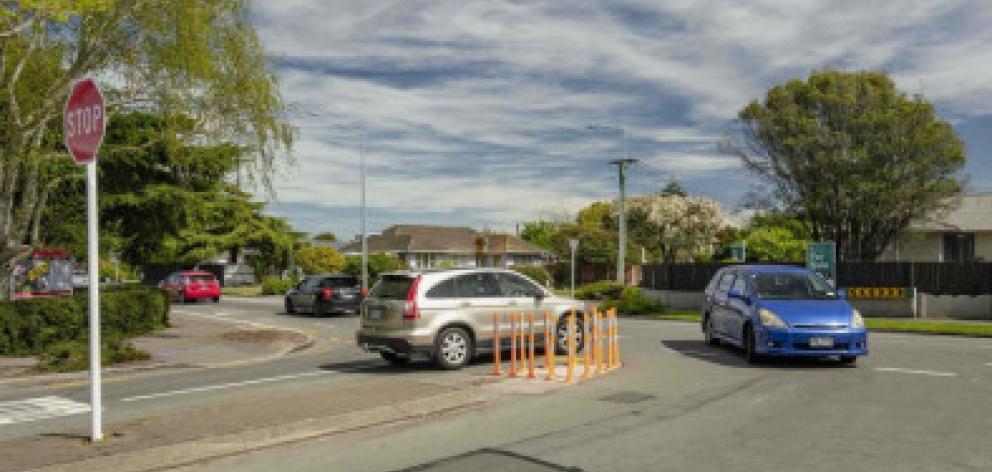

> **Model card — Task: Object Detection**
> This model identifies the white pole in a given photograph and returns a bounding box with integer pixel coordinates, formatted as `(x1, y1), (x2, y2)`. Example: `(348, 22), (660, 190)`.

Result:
(360, 131), (368, 293)
(570, 246), (576, 298)
(86, 161), (103, 442)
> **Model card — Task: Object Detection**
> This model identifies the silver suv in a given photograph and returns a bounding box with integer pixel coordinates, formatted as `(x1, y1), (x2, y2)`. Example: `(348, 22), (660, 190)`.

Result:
(356, 268), (585, 369)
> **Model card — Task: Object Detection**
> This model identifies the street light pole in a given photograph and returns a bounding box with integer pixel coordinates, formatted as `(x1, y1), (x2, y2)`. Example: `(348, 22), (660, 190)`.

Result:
(360, 131), (368, 294)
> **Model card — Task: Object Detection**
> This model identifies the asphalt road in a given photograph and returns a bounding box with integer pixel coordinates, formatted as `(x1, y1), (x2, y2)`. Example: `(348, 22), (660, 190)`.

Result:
(168, 305), (991, 472)
(0, 297), (489, 441)
(2, 298), (991, 472)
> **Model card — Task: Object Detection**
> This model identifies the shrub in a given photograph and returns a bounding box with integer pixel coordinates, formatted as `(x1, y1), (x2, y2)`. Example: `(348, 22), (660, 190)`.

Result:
(574, 280), (625, 301)
(0, 286), (169, 356)
(295, 245), (346, 275)
(36, 337), (151, 373)
(600, 286), (666, 316)
(260, 277), (294, 295)
(512, 265), (552, 287)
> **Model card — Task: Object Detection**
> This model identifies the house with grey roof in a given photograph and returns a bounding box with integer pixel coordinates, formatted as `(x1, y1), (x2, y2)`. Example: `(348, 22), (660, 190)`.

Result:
(339, 225), (549, 269)
(879, 193), (992, 262)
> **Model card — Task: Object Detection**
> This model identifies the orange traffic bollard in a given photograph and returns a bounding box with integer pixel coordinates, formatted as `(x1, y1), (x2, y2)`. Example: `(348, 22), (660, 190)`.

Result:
(527, 313), (536, 378)
(509, 313), (518, 378)
(605, 309), (614, 370)
(611, 308), (620, 368)
(518, 313), (526, 372)
(583, 311), (592, 379)
(545, 310), (555, 381)
(491, 313), (501, 376)
(593, 308), (602, 375)
(566, 310), (576, 384)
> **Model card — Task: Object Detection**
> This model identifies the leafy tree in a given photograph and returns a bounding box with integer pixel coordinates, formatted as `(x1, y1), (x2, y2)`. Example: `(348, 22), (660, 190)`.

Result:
(660, 180), (688, 197)
(576, 202), (611, 229)
(550, 224), (622, 265)
(295, 245), (346, 275)
(520, 220), (561, 251)
(40, 112), (299, 274)
(343, 253), (405, 283)
(618, 194), (724, 262)
(312, 232), (338, 242)
(745, 227), (805, 262)
(725, 69), (965, 261)
(0, 1), (293, 298)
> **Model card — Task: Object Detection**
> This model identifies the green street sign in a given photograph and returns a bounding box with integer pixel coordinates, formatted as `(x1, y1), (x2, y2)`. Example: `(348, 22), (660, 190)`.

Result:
(728, 242), (746, 262)
(806, 242), (836, 285)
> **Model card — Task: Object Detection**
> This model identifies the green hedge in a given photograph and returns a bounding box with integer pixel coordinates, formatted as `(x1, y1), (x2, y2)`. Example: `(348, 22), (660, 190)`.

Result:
(260, 277), (294, 295)
(0, 286), (169, 356)
(599, 286), (665, 316)
(574, 281), (625, 301)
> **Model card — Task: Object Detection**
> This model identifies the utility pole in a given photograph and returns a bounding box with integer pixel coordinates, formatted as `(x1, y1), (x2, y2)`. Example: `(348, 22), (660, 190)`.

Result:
(610, 157), (638, 284)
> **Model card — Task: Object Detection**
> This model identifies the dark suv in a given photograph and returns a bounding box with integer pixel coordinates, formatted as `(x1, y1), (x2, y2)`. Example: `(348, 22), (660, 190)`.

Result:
(285, 274), (364, 316)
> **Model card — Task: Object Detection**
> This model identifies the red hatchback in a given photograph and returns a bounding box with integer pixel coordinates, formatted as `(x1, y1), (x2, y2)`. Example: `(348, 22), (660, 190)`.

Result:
(159, 270), (221, 303)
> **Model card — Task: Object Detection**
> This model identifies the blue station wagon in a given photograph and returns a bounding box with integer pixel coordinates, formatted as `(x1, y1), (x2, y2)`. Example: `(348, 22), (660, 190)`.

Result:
(701, 265), (868, 364)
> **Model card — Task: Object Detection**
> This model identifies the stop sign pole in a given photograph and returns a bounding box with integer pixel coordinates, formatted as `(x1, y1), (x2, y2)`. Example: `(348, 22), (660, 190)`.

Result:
(65, 78), (106, 442)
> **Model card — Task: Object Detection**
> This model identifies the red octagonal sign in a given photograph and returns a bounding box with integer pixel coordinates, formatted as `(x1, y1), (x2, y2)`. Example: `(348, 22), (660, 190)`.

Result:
(64, 78), (106, 165)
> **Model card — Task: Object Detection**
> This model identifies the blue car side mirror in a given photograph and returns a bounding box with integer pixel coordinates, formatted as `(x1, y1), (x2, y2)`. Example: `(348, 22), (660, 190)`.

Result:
(727, 289), (751, 304)
(836, 288), (847, 299)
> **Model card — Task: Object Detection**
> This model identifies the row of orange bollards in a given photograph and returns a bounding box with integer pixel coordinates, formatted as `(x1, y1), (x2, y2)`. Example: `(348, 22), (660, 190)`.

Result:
(490, 308), (621, 383)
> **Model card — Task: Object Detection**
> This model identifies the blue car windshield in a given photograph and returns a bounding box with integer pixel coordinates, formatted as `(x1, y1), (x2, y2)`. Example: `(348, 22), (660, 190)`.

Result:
(751, 272), (837, 300)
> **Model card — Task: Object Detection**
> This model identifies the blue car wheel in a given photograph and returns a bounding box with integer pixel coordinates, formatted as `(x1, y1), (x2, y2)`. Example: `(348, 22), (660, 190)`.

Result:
(744, 325), (761, 364)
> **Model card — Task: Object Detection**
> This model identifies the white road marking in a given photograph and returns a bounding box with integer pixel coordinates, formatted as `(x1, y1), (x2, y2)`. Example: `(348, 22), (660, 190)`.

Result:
(119, 365), (380, 403)
(121, 371), (327, 402)
(875, 367), (958, 377)
(0, 396), (91, 426)
(985, 363), (992, 367)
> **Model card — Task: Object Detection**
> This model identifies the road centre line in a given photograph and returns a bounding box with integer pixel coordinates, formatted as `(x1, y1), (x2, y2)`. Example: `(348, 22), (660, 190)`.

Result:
(874, 367), (958, 377)
(120, 371), (328, 402)
(120, 366), (379, 403)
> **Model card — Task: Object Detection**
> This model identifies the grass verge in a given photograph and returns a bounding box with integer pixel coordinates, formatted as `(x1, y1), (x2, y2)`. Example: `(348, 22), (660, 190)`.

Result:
(865, 319), (992, 337)
(622, 311), (992, 337)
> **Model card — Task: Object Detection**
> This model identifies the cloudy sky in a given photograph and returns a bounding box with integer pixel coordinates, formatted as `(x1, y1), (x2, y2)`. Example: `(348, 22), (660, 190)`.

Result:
(250, 0), (992, 240)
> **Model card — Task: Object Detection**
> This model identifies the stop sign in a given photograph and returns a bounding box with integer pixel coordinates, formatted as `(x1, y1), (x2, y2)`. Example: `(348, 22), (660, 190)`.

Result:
(64, 78), (106, 164)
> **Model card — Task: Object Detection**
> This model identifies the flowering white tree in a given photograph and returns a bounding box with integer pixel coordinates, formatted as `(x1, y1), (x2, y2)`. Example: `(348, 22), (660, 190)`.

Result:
(613, 194), (724, 263)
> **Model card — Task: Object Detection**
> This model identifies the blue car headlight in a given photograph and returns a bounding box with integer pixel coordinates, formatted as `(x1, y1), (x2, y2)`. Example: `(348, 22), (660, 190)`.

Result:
(851, 309), (865, 329)
(759, 309), (787, 328)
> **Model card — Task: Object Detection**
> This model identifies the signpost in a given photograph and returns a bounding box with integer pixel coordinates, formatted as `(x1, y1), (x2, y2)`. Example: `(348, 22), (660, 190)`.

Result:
(65, 78), (106, 442)
(569, 239), (579, 297)
(729, 241), (747, 262)
(806, 242), (837, 287)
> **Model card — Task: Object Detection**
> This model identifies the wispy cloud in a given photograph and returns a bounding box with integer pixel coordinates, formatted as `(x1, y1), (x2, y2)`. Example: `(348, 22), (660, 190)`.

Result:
(251, 0), (992, 236)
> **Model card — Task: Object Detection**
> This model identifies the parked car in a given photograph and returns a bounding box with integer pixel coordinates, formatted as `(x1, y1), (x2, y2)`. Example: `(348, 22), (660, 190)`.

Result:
(702, 265), (868, 364)
(159, 270), (222, 303)
(285, 274), (364, 316)
(356, 268), (585, 370)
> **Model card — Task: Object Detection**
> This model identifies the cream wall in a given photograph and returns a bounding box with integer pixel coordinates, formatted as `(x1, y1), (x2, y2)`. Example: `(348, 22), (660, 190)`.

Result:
(879, 232), (943, 262)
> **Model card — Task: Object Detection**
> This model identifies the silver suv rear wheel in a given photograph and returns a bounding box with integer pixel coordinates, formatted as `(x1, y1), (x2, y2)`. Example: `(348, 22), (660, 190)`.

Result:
(434, 327), (472, 370)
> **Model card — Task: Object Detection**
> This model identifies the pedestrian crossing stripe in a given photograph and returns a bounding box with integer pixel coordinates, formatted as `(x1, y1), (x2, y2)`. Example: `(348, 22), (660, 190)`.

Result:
(0, 396), (90, 426)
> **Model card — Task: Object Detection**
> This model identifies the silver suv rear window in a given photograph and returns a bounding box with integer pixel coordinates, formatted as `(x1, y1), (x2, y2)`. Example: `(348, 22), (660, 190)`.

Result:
(371, 275), (414, 299)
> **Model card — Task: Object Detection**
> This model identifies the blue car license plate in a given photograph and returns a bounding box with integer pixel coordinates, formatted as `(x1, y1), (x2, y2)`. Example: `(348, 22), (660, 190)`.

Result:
(809, 337), (834, 348)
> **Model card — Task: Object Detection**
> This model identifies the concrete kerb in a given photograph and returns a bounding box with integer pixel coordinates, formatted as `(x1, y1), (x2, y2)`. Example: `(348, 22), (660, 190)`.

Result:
(27, 388), (487, 472)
